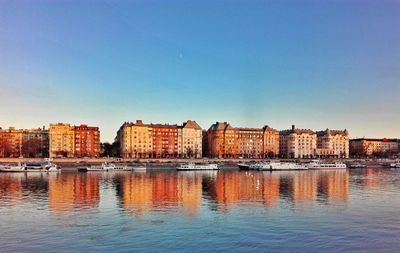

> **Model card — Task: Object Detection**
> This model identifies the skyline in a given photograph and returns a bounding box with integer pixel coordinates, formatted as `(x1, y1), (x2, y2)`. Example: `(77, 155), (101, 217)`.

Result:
(1, 0), (399, 142)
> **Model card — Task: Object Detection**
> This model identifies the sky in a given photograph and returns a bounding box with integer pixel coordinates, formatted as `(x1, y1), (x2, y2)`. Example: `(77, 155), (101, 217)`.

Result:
(0, 0), (399, 142)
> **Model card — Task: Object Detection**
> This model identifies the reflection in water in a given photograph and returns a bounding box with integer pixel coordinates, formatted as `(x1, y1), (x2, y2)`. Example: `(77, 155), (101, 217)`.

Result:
(1, 168), (399, 253)
(48, 173), (100, 213)
(0, 169), (356, 215)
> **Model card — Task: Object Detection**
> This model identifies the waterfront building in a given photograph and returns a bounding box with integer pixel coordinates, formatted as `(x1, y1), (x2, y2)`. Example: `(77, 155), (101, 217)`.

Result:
(117, 120), (153, 159)
(0, 127), (49, 158)
(73, 125), (100, 158)
(206, 122), (279, 158)
(116, 120), (202, 158)
(49, 123), (74, 158)
(279, 125), (316, 158)
(150, 123), (179, 158)
(50, 123), (100, 158)
(180, 120), (202, 158)
(350, 138), (399, 157)
(21, 127), (49, 158)
(316, 129), (349, 158)
(0, 127), (23, 157)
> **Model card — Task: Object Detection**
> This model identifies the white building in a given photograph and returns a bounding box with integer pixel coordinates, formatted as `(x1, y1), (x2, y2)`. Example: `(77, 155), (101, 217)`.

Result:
(316, 129), (349, 158)
(279, 125), (317, 158)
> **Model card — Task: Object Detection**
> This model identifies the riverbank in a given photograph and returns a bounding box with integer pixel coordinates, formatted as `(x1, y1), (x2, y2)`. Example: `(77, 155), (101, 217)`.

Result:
(0, 157), (394, 167)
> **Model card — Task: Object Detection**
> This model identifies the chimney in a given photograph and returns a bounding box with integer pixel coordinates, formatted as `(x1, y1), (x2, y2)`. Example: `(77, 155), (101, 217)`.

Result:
(291, 125), (295, 130)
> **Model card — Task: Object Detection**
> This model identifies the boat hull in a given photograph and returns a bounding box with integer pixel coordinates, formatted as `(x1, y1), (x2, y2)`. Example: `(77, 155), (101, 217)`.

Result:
(238, 164), (250, 170)
(177, 168), (220, 171)
(308, 167), (347, 170)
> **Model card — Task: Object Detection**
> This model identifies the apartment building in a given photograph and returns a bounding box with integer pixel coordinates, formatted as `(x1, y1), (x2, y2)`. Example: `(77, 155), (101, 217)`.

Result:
(116, 120), (202, 158)
(350, 138), (399, 157)
(206, 122), (279, 158)
(316, 129), (349, 158)
(279, 125), (317, 158)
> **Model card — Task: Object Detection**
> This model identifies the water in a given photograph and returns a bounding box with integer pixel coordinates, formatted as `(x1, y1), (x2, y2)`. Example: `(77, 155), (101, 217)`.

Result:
(0, 168), (399, 252)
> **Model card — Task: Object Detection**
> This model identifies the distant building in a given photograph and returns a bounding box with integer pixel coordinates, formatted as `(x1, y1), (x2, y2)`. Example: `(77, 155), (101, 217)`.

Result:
(49, 123), (75, 158)
(0, 127), (49, 158)
(49, 123), (100, 158)
(279, 125), (316, 158)
(73, 125), (100, 158)
(206, 122), (279, 158)
(22, 127), (49, 158)
(116, 120), (202, 158)
(180, 120), (202, 158)
(150, 123), (179, 158)
(316, 129), (349, 158)
(350, 138), (399, 157)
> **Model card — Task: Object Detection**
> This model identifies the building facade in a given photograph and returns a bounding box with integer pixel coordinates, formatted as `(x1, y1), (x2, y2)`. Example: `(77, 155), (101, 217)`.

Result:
(350, 138), (399, 157)
(50, 123), (100, 158)
(316, 129), (349, 158)
(116, 120), (202, 158)
(180, 120), (202, 158)
(0, 127), (49, 158)
(279, 125), (317, 158)
(206, 122), (279, 158)
(49, 123), (75, 158)
(73, 125), (100, 158)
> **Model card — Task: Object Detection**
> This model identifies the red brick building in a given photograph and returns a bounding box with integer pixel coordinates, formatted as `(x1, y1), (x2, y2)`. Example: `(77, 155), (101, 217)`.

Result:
(73, 125), (100, 157)
(150, 124), (179, 158)
(206, 122), (279, 158)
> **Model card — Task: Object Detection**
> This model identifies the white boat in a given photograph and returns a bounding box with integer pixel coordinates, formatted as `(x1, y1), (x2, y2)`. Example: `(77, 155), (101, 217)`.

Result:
(132, 166), (147, 172)
(238, 163), (268, 170)
(257, 162), (308, 171)
(307, 160), (347, 169)
(78, 163), (125, 172)
(390, 163), (400, 168)
(0, 161), (59, 173)
(78, 162), (146, 172)
(177, 163), (219, 171)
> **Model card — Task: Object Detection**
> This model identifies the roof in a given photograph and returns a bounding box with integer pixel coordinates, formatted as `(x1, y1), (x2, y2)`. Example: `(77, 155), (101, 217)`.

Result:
(280, 128), (315, 135)
(208, 122), (232, 131)
(316, 129), (348, 137)
(182, 120), (202, 129)
(350, 138), (399, 142)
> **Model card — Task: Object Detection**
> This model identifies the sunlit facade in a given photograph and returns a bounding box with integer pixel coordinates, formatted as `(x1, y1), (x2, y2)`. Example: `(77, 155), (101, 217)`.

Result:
(206, 122), (279, 158)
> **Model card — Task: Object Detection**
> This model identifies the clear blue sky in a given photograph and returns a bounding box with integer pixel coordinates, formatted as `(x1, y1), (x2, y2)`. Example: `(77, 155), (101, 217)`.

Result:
(0, 0), (399, 142)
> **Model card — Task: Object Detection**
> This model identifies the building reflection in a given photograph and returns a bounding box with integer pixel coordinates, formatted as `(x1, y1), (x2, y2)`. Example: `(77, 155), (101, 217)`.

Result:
(177, 172), (203, 217)
(362, 168), (379, 189)
(0, 168), (351, 215)
(317, 170), (349, 204)
(0, 174), (23, 202)
(0, 173), (50, 205)
(48, 173), (100, 213)
(115, 170), (350, 215)
(115, 172), (204, 217)
(290, 171), (318, 204)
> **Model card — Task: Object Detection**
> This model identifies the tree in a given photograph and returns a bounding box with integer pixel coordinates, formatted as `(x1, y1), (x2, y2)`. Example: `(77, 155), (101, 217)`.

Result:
(0, 136), (13, 157)
(22, 139), (42, 157)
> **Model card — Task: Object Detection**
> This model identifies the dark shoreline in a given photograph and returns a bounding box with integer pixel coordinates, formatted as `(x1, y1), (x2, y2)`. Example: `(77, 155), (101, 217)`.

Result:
(0, 157), (393, 168)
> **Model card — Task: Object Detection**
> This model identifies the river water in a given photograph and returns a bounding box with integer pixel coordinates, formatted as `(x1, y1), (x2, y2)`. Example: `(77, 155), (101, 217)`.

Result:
(0, 168), (399, 252)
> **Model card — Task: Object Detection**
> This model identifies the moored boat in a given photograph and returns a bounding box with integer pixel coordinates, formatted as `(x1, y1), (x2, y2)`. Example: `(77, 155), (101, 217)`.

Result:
(257, 162), (308, 171)
(78, 162), (147, 172)
(0, 161), (59, 173)
(177, 162), (219, 171)
(238, 163), (251, 170)
(307, 160), (347, 169)
(390, 163), (400, 168)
